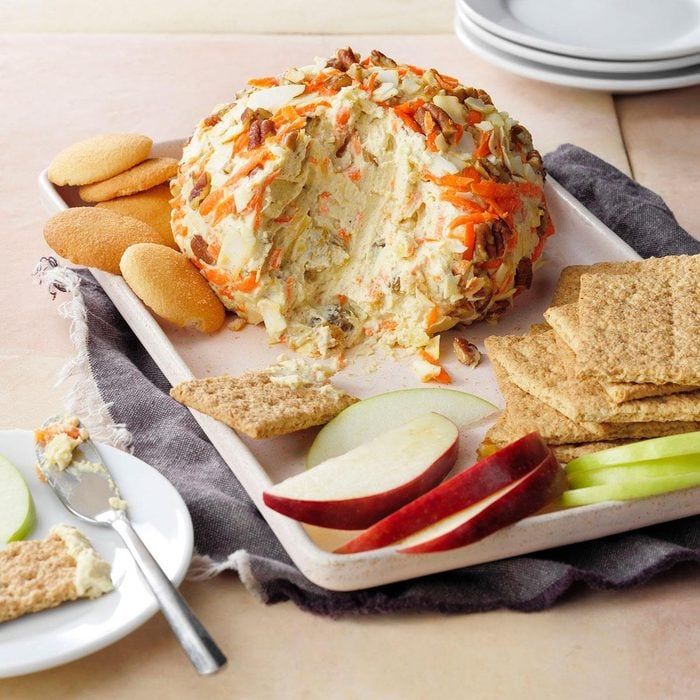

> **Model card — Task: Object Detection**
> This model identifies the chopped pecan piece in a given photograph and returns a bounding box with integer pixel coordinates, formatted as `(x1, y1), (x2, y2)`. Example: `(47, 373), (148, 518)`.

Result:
(247, 118), (276, 150)
(476, 219), (511, 259)
(510, 124), (533, 150)
(369, 49), (397, 68)
(202, 105), (232, 128)
(414, 103), (457, 144)
(335, 132), (351, 158)
(454, 86), (493, 105)
(189, 171), (211, 208)
(327, 73), (353, 91)
(327, 47), (360, 72)
(514, 257), (533, 289)
(525, 149), (544, 176)
(190, 235), (214, 265)
(453, 337), (481, 368)
(423, 103), (457, 140)
(476, 158), (511, 183)
(247, 120), (262, 150)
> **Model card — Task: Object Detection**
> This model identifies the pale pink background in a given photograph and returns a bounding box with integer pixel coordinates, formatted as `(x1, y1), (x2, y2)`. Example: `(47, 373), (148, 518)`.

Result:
(1, 33), (698, 699)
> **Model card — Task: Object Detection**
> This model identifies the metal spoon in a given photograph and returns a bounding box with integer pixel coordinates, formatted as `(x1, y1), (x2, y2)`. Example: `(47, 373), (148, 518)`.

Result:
(36, 417), (227, 675)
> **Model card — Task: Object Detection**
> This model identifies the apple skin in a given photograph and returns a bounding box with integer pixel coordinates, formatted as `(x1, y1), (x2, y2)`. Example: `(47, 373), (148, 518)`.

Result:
(566, 431), (700, 473)
(263, 433), (459, 530)
(398, 451), (564, 554)
(561, 471), (700, 507)
(336, 432), (550, 554)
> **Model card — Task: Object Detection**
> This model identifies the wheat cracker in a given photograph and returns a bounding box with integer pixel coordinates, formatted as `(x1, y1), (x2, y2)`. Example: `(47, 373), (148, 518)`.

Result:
(170, 371), (357, 439)
(577, 255), (700, 385)
(544, 303), (698, 403)
(0, 526), (112, 623)
(491, 329), (700, 423)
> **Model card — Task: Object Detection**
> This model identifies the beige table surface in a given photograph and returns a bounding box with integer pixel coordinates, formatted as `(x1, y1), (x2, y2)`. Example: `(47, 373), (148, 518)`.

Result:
(0, 33), (698, 700)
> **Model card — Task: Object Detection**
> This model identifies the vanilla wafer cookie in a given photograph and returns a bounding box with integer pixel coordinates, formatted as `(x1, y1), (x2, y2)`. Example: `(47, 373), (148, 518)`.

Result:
(48, 133), (152, 186)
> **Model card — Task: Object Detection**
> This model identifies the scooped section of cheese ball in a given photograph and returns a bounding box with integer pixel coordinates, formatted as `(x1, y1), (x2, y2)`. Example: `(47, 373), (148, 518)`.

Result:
(171, 47), (553, 358)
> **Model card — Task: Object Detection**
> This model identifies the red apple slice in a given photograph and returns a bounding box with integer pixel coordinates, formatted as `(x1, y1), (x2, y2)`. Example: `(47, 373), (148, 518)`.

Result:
(263, 413), (459, 529)
(336, 432), (550, 554)
(398, 452), (564, 553)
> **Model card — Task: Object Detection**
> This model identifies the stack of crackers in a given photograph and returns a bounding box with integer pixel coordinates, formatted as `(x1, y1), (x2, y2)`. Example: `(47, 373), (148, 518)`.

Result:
(482, 255), (700, 463)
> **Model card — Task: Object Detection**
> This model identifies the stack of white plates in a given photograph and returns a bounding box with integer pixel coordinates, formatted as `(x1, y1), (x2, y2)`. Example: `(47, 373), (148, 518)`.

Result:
(455, 0), (700, 92)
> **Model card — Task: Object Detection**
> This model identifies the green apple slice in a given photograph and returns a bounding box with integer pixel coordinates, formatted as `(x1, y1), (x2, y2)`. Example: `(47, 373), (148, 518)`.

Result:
(307, 388), (497, 468)
(566, 431), (700, 474)
(0, 454), (36, 543)
(567, 455), (700, 489)
(561, 472), (700, 508)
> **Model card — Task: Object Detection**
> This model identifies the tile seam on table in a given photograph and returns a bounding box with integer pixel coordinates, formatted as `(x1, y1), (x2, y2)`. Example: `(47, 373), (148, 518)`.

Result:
(612, 97), (635, 179)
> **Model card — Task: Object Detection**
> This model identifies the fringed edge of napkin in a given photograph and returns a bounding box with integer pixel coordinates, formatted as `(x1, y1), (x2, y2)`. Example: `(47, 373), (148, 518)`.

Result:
(188, 551), (265, 594)
(33, 259), (133, 452)
(32, 259), (262, 587)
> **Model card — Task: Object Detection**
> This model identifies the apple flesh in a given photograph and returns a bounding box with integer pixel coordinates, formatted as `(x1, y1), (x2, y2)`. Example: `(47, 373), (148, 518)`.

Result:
(566, 431), (700, 474)
(567, 454), (700, 489)
(0, 454), (36, 543)
(307, 388), (496, 468)
(397, 452), (563, 553)
(561, 471), (700, 507)
(263, 413), (459, 529)
(336, 432), (551, 554)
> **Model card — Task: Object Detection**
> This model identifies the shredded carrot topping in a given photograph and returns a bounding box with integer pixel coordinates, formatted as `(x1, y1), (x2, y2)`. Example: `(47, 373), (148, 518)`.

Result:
(248, 77), (278, 88)
(363, 72), (378, 93)
(224, 150), (272, 187)
(268, 248), (282, 270)
(466, 110), (483, 126)
(473, 131), (491, 159)
(434, 368), (452, 384)
(211, 197), (236, 225)
(198, 190), (224, 217)
(426, 305), (441, 328)
(336, 107), (351, 127)
(232, 271), (258, 293)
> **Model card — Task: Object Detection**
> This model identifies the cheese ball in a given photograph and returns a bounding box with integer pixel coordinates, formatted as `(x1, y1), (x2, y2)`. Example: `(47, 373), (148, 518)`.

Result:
(171, 48), (553, 357)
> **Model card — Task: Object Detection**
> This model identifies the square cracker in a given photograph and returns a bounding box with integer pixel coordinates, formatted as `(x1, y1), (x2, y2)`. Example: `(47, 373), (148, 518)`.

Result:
(484, 345), (700, 443)
(1, 532), (80, 623)
(170, 371), (357, 439)
(577, 255), (700, 384)
(549, 261), (638, 307)
(548, 256), (683, 308)
(544, 303), (698, 403)
(486, 330), (700, 423)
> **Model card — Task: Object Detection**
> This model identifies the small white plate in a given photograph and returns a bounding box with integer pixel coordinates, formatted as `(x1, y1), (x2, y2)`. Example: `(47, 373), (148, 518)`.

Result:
(455, 14), (700, 92)
(0, 430), (193, 678)
(456, 3), (700, 74)
(460, 0), (700, 61)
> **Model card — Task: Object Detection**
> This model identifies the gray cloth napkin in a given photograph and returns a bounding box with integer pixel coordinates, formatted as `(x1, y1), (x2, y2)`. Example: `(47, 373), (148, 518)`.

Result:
(70, 145), (699, 615)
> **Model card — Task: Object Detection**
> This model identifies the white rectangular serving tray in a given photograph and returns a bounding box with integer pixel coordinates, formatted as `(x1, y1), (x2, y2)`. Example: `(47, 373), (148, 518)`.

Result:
(39, 140), (700, 591)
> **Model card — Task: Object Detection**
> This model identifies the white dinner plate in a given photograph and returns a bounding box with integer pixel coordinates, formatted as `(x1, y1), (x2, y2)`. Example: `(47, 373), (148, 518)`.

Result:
(455, 15), (700, 92)
(0, 431), (194, 678)
(456, 3), (700, 74)
(460, 0), (700, 61)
